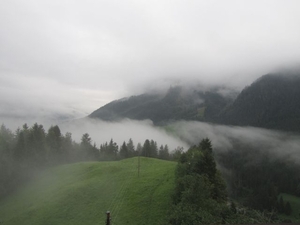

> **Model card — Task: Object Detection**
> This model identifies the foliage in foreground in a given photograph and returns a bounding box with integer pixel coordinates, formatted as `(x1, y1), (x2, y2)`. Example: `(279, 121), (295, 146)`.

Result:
(168, 138), (285, 224)
(168, 138), (228, 224)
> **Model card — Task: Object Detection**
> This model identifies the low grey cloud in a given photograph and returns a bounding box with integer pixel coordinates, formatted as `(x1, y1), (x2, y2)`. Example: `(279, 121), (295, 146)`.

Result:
(1, 0), (300, 125)
(169, 120), (300, 165)
(57, 118), (300, 166)
(59, 118), (189, 151)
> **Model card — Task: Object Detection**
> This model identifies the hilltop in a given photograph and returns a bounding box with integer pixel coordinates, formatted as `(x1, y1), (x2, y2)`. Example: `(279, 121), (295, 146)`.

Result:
(0, 157), (176, 225)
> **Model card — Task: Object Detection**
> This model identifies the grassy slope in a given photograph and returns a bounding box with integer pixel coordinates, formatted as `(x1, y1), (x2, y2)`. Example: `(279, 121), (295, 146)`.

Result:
(0, 157), (176, 225)
(278, 193), (300, 222)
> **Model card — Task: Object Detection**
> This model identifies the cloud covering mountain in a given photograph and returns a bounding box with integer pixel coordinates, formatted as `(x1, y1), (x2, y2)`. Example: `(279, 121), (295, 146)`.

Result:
(1, 0), (300, 126)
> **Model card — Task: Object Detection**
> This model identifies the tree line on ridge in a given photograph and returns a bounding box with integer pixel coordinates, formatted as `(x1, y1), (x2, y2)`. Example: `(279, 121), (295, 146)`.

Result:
(0, 123), (178, 199)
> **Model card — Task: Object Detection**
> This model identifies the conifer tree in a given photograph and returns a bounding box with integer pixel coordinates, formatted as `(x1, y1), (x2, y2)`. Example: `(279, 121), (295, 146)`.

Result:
(47, 125), (62, 162)
(142, 139), (151, 157)
(149, 140), (158, 158)
(158, 144), (170, 160)
(278, 196), (284, 213)
(126, 138), (135, 157)
(285, 201), (292, 215)
(120, 141), (128, 158)
(108, 139), (118, 159)
(136, 142), (142, 156)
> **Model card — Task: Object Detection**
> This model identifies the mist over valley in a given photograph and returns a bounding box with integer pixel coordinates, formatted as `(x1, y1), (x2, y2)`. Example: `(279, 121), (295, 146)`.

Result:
(1, 0), (300, 224)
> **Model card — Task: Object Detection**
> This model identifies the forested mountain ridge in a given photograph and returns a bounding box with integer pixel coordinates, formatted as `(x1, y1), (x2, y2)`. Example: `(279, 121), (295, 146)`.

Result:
(89, 86), (235, 125)
(220, 72), (300, 132)
(90, 72), (300, 133)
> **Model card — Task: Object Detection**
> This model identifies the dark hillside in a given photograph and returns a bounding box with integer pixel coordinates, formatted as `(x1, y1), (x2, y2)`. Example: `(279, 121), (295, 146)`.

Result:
(89, 86), (234, 124)
(220, 73), (300, 132)
(90, 72), (300, 133)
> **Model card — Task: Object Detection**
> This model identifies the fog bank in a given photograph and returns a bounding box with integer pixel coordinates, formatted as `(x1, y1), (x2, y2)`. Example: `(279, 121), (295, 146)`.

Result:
(169, 121), (300, 164)
(59, 118), (189, 151)
(58, 118), (300, 165)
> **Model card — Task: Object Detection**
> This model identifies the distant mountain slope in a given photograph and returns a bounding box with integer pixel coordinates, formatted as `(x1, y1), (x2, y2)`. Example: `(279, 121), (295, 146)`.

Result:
(0, 158), (176, 225)
(89, 72), (300, 132)
(89, 86), (235, 124)
(220, 73), (300, 132)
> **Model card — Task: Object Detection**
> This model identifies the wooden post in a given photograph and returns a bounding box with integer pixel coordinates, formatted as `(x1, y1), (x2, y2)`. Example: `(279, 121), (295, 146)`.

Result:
(138, 156), (140, 178)
(106, 211), (111, 225)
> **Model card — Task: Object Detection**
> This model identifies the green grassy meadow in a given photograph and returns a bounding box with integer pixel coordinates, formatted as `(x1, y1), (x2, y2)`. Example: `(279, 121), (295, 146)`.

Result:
(0, 157), (176, 225)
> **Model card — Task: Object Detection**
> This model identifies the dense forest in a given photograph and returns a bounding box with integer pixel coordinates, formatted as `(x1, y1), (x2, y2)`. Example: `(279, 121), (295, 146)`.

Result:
(0, 123), (174, 200)
(220, 73), (300, 132)
(167, 138), (295, 224)
(216, 140), (300, 213)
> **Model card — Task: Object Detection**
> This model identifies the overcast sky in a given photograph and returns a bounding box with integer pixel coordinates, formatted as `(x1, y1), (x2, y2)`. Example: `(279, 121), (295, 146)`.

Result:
(1, 0), (300, 126)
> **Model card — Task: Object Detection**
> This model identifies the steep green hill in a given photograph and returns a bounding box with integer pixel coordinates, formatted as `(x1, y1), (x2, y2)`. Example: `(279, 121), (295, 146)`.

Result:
(0, 158), (176, 225)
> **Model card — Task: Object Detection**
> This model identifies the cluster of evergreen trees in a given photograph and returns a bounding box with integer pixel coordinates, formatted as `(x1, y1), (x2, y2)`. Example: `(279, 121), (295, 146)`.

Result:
(99, 138), (171, 160)
(0, 123), (175, 199)
(168, 138), (288, 224)
(168, 138), (228, 224)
